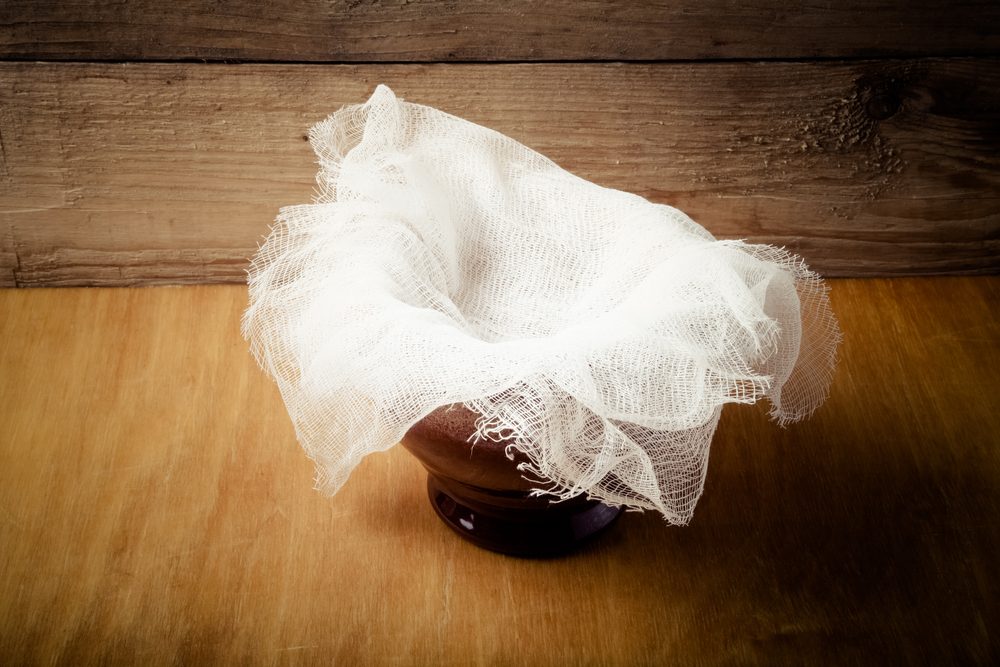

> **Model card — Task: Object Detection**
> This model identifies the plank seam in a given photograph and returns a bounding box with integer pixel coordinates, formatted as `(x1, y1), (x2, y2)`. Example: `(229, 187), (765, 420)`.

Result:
(2, 54), (998, 66)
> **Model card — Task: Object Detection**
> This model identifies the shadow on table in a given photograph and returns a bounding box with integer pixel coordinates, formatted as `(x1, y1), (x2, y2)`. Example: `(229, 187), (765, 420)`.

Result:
(589, 394), (997, 664)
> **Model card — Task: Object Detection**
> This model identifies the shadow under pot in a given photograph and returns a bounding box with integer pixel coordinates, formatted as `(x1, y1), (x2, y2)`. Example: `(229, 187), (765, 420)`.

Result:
(401, 404), (622, 557)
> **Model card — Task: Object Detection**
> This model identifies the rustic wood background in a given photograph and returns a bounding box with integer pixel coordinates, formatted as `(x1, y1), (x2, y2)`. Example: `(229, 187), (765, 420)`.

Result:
(1, 2), (998, 286)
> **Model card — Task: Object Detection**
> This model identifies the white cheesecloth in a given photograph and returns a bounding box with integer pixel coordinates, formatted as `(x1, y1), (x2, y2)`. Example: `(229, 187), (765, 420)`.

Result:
(243, 85), (841, 524)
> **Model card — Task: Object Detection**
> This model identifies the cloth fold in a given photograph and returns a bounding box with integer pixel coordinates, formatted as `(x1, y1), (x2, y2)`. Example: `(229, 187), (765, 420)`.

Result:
(243, 85), (840, 523)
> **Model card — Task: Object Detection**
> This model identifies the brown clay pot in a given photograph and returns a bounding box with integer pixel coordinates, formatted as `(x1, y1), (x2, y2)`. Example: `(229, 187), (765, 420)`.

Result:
(401, 404), (622, 557)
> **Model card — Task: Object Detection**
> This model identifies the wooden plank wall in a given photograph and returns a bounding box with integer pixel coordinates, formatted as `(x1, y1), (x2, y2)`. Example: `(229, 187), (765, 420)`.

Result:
(1, 2), (998, 287)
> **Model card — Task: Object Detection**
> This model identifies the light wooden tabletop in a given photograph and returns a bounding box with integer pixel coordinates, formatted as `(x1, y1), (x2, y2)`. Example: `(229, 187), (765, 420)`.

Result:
(1, 278), (998, 665)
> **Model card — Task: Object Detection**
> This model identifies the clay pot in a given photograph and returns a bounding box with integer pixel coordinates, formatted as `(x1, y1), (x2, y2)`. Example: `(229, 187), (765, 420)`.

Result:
(401, 404), (622, 557)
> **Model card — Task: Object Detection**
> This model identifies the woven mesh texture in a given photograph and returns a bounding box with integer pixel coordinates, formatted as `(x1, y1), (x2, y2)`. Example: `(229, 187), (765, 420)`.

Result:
(243, 85), (841, 523)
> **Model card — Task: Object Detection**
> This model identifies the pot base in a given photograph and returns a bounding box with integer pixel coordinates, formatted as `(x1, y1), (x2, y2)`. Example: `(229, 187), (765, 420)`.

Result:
(425, 473), (622, 557)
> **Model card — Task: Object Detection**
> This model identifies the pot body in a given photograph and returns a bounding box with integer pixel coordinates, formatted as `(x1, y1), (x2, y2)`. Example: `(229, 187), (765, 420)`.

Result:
(402, 404), (622, 557)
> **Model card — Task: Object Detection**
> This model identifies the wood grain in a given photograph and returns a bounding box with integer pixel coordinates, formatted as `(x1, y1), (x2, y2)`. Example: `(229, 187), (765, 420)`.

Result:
(1, 1), (998, 62)
(0, 278), (997, 664)
(1, 59), (998, 287)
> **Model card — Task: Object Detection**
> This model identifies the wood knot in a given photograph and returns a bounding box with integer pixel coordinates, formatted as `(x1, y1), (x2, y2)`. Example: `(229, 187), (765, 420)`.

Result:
(865, 92), (901, 121)
(854, 64), (923, 122)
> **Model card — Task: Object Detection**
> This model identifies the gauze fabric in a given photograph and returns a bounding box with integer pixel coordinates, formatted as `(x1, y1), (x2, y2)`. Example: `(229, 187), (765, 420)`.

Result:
(243, 85), (840, 524)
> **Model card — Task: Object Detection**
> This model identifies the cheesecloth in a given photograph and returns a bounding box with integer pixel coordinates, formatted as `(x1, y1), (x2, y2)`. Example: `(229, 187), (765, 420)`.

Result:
(243, 85), (840, 523)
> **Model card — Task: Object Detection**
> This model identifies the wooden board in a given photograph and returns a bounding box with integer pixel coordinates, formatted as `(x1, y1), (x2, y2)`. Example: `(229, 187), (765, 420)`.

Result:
(1, 1), (999, 62)
(1, 59), (998, 287)
(0, 278), (997, 664)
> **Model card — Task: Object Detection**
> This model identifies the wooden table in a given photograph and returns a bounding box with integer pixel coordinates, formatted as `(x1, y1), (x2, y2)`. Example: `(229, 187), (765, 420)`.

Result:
(1, 278), (998, 665)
